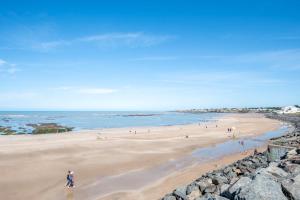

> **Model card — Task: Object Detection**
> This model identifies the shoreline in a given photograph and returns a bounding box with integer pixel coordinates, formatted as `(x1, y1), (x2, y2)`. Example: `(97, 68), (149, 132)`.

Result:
(0, 113), (282, 200)
(100, 145), (270, 200)
(101, 126), (290, 200)
(161, 113), (300, 200)
(0, 114), (222, 136)
(0, 111), (222, 135)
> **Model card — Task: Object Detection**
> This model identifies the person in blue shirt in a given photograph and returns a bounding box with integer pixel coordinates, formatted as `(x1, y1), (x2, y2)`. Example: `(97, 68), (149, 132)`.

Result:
(66, 170), (75, 188)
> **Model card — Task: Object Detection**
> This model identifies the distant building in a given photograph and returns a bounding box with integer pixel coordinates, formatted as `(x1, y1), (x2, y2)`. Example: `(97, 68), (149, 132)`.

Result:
(277, 106), (300, 114)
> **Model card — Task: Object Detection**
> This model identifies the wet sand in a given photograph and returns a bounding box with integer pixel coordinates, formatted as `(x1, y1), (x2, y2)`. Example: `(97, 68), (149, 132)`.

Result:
(0, 113), (281, 200)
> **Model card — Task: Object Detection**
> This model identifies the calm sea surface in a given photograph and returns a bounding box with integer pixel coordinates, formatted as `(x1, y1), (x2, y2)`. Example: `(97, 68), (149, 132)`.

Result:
(0, 111), (222, 134)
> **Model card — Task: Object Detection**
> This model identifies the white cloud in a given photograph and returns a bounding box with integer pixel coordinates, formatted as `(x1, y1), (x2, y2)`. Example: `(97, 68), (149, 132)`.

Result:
(53, 86), (117, 95)
(78, 32), (173, 47)
(37, 40), (71, 50)
(157, 71), (288, 89)
(0, 92), (37, 99)
(32, 32), (173, 51)
(52, 86), (74, 91)
(130, 56), (178, 61)
(228, 49), (300, 71)
(78, 88), (117, 94)
(0, 59), (7, 65)
(0, 59), (20, 75)
(79, 32), (143, 42)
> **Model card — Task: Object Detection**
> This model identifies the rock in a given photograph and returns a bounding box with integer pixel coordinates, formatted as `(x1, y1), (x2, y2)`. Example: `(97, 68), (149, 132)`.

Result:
(196, 178), (213, 192)
(186, 183), (201, 199)
(234, 174), (287, 200)
(212, 174), (229, 186)
(162, 195), (177, 200)
(204, 184), (217, 194)
(196, 193), (229, 200)
(226, 170), (238, 180)
(222, 176), (251, 199)
(219, 184), (230, 195)
(187, 189), (201, 200)
(232, 167), (242, 175)
(229, 177), (239, 184)
(223, 167), (233, 174)
(255, 162), (289, 181)
(285, 149), (298, 159)
(186, 183), (199, 194)
(281, 174), (300, 200)
(173, 185), (188, 200)
(280, 162), (300, 176)
(290, 157), (300, 164)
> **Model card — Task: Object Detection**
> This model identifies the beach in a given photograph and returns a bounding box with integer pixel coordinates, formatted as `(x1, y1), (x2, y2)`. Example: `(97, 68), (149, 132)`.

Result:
(0, 113), (281, 200)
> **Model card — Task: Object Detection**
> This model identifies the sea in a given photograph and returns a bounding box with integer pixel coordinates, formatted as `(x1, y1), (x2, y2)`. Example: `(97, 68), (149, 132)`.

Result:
(0, 111), (222, 134)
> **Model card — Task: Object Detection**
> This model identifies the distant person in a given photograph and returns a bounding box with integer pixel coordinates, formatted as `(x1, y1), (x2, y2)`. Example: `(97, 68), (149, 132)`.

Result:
(254, 148), (258, 155)
(66, 171), (75, 188)
(241, 140), (244, 146)
(66, 171), (71, 187)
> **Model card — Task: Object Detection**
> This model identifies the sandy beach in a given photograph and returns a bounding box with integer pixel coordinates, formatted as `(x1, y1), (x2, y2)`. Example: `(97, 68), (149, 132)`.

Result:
(0, 113), (281, 200)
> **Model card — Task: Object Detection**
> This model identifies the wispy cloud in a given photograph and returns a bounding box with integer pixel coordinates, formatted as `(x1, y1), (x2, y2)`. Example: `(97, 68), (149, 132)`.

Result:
(31, 32), (174, 51)
(0, 92), (37, 100)
(78, 32), (172, 46)
(53, 86), (117, 95)
(0, 59), (20, 75)
(0, 59), (6, 65)
(78, 88), (117, 94)
(130, 56), (178, 61)
(230, 49), (300, 71)
(36, 40), (71, 50)
(157, 71), (289, 89)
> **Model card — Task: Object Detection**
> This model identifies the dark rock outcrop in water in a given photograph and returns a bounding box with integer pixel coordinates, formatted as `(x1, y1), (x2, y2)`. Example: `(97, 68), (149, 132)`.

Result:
(162, 114), (300, 200)
(0, 126), (17, 135)
(26, 123), (73, 134)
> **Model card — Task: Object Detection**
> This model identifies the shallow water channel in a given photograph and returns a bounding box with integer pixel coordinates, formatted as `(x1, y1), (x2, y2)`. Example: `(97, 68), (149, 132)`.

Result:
(74, 125), (291, 199)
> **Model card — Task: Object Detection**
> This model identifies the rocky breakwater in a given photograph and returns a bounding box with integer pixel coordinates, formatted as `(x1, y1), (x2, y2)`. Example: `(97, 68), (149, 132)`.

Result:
(162, 114), (300, 200)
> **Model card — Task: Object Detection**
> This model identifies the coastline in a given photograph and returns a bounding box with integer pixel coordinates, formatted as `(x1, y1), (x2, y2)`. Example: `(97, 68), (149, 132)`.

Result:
(106, 145), (268, 200)
(0, 113), (282, 200)
(161, 113), (300, 200)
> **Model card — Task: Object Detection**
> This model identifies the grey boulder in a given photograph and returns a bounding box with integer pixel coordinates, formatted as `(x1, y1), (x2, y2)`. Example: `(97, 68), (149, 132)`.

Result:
(196, 193), (229, 200)
(281, 174), (300, 200)
(222, 176), (251, 199)
(234, 174), (287, 200)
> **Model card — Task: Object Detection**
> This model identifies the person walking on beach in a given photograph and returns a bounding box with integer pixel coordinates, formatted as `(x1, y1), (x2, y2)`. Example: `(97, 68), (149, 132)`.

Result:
(66, 171), (71, 187)
(66, 171), (75, 188)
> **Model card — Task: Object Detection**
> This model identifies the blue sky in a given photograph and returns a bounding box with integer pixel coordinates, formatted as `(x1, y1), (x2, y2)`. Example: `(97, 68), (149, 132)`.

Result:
(0, 0), (299, 110)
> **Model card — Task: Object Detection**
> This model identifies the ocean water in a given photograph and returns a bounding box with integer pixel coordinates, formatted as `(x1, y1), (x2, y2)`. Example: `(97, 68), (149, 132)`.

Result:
(0, 111), (222, 134)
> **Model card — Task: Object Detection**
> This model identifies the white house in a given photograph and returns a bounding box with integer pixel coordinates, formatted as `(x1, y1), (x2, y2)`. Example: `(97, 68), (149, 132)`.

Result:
(278, 106), (300, 114)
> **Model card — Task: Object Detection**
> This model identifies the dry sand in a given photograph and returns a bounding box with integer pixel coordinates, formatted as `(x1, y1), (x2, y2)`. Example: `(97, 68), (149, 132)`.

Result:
(0, 113), (281, 200)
